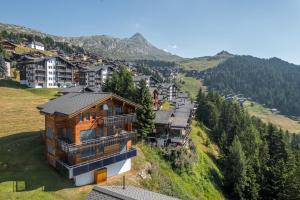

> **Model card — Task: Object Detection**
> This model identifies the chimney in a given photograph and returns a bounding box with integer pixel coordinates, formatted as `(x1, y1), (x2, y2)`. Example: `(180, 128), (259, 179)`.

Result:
(122, 175), (126, 190)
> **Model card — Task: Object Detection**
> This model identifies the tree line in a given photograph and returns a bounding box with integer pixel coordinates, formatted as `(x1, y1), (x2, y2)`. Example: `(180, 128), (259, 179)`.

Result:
(196, 90), (300, 200)
(202, 55), (300, 117)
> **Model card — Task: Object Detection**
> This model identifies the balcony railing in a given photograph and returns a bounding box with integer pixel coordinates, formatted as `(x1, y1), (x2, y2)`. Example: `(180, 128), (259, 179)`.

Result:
(103, 113), (136, 127)
(57, 131), (136, 154)
(55, 147), (137, 178)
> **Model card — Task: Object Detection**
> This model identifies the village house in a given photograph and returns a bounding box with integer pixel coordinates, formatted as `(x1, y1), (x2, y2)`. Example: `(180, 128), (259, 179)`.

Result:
(158, 83), (178, 100)
(150, 96), (194, 147)
(149, 87), (160, 110)
(1, 40), (17, 52)
(37, 92), (141, 186)
(79, 64), (114, 87)
(133, 75), (159, 88)
(18, 56), (77, 88)
(27, 40), (45, 51)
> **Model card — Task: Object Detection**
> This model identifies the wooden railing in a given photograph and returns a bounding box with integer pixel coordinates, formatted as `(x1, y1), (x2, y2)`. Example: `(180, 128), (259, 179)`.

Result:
(103, 113), (136, 127)
(57, 131), (136, 154)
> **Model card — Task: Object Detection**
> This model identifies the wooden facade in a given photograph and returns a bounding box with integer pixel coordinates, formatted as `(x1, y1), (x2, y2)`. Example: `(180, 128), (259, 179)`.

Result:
(43, 96), (138, 168)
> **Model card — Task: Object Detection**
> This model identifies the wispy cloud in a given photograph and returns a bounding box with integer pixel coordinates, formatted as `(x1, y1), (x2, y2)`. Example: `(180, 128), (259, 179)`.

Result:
(163, 49), (169, 53)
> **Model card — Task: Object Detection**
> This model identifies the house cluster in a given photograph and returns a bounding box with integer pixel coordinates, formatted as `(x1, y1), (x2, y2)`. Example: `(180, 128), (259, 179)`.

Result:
(1, 38), (195, 187)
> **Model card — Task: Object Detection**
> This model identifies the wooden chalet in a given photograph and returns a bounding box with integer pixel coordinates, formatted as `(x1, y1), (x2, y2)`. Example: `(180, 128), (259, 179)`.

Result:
(37, 92), (141, 186)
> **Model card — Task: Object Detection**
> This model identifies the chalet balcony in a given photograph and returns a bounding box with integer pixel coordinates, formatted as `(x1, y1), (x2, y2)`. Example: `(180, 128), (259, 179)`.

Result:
(56, 131), (136, 154)
(55, 147), (137, 178)
(103, 113), (136, 127)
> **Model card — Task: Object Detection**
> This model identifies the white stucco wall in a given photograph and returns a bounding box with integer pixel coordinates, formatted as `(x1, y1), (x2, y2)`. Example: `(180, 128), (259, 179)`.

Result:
(73, 158), (132, 186)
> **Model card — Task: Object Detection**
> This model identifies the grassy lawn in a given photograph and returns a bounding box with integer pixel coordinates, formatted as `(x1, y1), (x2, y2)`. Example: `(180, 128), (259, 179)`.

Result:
(244, 101), (300, 133)
(178, 74), (206, 101)
(136, 121), (224, 200)
(15, 45), (54, 57)
(0, 80), (91, 200)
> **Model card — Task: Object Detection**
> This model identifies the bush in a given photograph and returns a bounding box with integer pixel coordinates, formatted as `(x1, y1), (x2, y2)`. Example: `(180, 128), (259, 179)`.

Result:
(162, 143), (198, 173)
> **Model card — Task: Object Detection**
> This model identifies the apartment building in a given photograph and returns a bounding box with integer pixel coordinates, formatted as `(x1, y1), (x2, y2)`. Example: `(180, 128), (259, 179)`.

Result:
(19, 56), (77, 88)
(79, 65), (114, 87)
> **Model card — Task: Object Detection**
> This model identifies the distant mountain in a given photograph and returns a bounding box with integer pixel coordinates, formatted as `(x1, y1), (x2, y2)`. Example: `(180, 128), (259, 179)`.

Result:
(179, 50), (235, 71)
(202, 55), (300, 117)
(0, 22), (182, 61)
(63, 32), (182, 61)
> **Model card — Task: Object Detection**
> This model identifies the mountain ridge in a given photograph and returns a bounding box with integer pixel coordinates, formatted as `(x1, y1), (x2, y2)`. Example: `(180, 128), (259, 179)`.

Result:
(0, 22), (182, 61)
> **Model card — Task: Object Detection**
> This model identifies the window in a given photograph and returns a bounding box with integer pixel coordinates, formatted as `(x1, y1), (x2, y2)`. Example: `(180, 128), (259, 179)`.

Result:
(80, 148), (96, 159)
(47, 145), (55, 155)
(108, 106), (113, 116)
(66, 128), (73, 143)
(99, 127), (104, 137)
(102, 104), (108, 110)
(80, 113), (83, 122)
(80, 129), (96, 142)
(46, 128), (53, 139)
(92, 113), (96, 120)
(115, 106), (123, 115)
(108, 127), (113, 136)
(57, 128), (65, 137)
(86, 113), (90, 121)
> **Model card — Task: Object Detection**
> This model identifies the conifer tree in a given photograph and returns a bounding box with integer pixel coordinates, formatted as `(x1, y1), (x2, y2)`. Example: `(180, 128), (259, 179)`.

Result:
(103, 65), (135, 100)
(135, 79), (155, 139)
(224, 136), (247, 200)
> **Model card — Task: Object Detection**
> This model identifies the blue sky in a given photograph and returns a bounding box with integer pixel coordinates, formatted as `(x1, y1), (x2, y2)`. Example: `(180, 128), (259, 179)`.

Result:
(1, 0), (300, 63)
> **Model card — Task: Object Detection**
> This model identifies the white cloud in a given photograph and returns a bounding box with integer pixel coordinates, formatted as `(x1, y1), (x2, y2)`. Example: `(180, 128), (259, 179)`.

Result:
(163, 49), (169, 53)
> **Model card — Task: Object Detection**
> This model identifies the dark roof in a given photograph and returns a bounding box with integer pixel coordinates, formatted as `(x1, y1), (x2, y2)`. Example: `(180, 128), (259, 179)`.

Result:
(155, 111), (172, 124)
(37, 92), (141, 116)
(177, 92), (189, 99)
(18, 55), (76, 67)
(86, 185), (179, 200)
(159, 83), (178, 89)
(60, 86), (102, 94)
(84, 64), (114, 72)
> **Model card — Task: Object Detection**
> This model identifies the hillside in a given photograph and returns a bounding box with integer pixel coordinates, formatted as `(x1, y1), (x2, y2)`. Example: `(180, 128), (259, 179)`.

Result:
(0, 22), (181, 61)
(179, 51), (234, 71)
(202, 55), (300, 117)
(0, 79), (224, 200)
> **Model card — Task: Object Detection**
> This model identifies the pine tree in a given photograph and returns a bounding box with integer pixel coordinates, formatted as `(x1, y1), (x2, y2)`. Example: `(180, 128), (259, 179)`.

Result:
(103, 65), (136, 101)
(224, 136), (247, 200)
(135, 79), (155, 139)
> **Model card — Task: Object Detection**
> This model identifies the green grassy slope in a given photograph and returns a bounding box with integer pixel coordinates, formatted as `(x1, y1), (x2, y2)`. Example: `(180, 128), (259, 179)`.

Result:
(0, 79), (225, 200)
(179, 57), (227, 71)
(178, 51), (234, 71)
(177, 74), (206, 100)
(135, 121), (224, 200)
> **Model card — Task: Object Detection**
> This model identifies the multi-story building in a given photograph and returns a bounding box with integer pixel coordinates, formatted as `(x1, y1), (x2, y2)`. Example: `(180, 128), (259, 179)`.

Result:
(79, 65), (114, 87)
(158, 83), (178, 100)
(133, 75), (159, 88)
(19, 56), (77, 88)
(37, 92), (140, 186)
